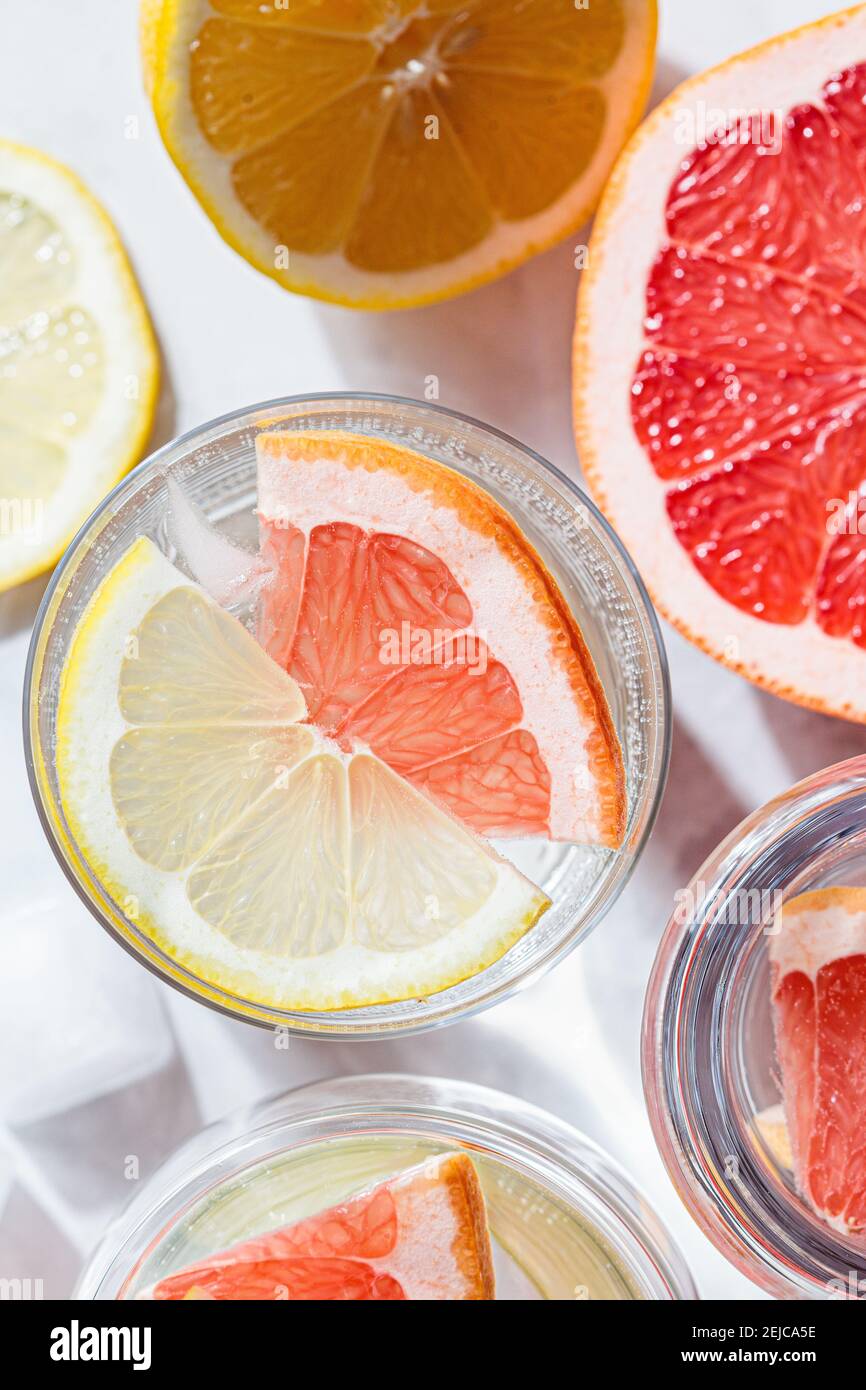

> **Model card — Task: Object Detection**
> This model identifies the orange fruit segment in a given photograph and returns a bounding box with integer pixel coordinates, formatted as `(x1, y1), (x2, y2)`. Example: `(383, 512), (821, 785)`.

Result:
(770, 886), (866, 1234)
(574, 6), (866, 721)
(144, 0), (657, 306)
(148, 1152), (495, 1300)
(256, 431), (625, 847)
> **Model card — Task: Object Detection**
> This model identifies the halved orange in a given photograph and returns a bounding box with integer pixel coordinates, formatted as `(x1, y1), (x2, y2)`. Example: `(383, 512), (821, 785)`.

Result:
(257, 431), (625, 846)
(143, 0), (657, 307)
(147, 1152), (495, 1300)
(575, 5), (866, 721)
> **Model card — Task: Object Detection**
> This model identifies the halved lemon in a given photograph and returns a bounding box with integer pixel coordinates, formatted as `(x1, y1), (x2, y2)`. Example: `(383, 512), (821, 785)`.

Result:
(56, 536), (548, 1011)
(143, 0), (657, 308)
(0, 141), (158, 591)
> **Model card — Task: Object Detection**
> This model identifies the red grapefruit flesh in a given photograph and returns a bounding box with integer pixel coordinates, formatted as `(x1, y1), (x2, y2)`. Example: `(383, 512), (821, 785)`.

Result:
(256, 431), (625, 846)
(575, 7), (866, 719)
(771, 887), (866, 1233)
(147, 1151), (495, 1301)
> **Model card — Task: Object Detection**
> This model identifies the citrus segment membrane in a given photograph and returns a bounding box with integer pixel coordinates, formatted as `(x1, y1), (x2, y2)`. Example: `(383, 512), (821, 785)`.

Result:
(56, 537), (548, 1011)
(146, 0), (657, 306)
(256, 430), (625, 847)
(0, 141), (157, 589)
(770, 887), (866, 1234)
(147, 1151), (495, 1301)
(634, 65), (866, 644)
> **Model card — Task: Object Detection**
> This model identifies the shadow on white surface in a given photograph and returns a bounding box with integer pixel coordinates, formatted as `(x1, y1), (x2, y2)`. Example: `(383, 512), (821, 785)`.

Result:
(757, 692), (866, 787)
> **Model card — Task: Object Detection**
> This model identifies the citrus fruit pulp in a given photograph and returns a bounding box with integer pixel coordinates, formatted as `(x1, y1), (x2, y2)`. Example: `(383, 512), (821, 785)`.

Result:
(142, 0), (657, 307)
(0, 140), (157, 591)
(147, 1151), (495, 1300)
(771, 886), (866, 1233)
(256, 430), (625, 847)
(55, 535), (548, 1012)
(574, 6), (866, 720)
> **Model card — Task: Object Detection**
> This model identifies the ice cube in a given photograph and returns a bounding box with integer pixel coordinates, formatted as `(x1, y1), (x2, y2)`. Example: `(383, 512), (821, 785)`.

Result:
(0, 862), (175, 1126)
(166, 477), (266, 607)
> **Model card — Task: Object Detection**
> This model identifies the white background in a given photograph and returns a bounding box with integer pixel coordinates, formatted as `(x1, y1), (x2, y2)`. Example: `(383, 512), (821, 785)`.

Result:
(2, 0), (865, 1299)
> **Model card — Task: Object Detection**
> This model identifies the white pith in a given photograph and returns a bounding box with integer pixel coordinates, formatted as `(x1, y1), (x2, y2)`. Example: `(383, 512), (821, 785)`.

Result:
(770, 887), (866, 981)
(366, 1155), (483, 1298)
(576, 6), (866, 720)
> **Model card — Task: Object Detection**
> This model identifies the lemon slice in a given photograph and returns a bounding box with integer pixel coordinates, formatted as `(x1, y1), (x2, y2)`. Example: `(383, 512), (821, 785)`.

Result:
(56, 537), (548, 1011)
(0, 141), (158, 591)
(143, 0), (657, 307)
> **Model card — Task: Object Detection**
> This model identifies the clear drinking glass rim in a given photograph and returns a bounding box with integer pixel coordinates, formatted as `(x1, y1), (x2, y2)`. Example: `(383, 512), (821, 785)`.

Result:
(641, 754), (866, 1298)
(74, 1071), (697, 1301)
(23, 391), (671, 1038)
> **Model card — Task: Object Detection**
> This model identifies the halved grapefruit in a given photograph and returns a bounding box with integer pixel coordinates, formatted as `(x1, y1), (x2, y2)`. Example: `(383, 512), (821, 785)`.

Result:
(146, 1152), (495, 1300)
(575, 5), (866, 721)
(771, 886), (866, 1233)
(256, 431), (625, 846)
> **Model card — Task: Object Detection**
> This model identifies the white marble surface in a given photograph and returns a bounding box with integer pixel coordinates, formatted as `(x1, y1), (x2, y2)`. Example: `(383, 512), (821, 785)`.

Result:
(2, 0), (864, 1300)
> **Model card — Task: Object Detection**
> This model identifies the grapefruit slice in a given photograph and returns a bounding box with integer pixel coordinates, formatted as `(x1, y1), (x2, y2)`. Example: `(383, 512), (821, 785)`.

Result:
(147, 1152), (495, 1300)
(574, 6), (866, 721)
(770, 886), (866, 1233)
(256, 431), (625, 847)
(142, 0), (657, 308)
(55, 536), (548, 1011)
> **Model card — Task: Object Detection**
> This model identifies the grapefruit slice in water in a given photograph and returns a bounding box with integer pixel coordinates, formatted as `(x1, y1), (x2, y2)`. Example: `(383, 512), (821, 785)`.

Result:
(256, 431), (625, 847)
(575, 6), (866, 720)
(147, 1152), (495, 1300)
(771, 887), (866, 1233)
